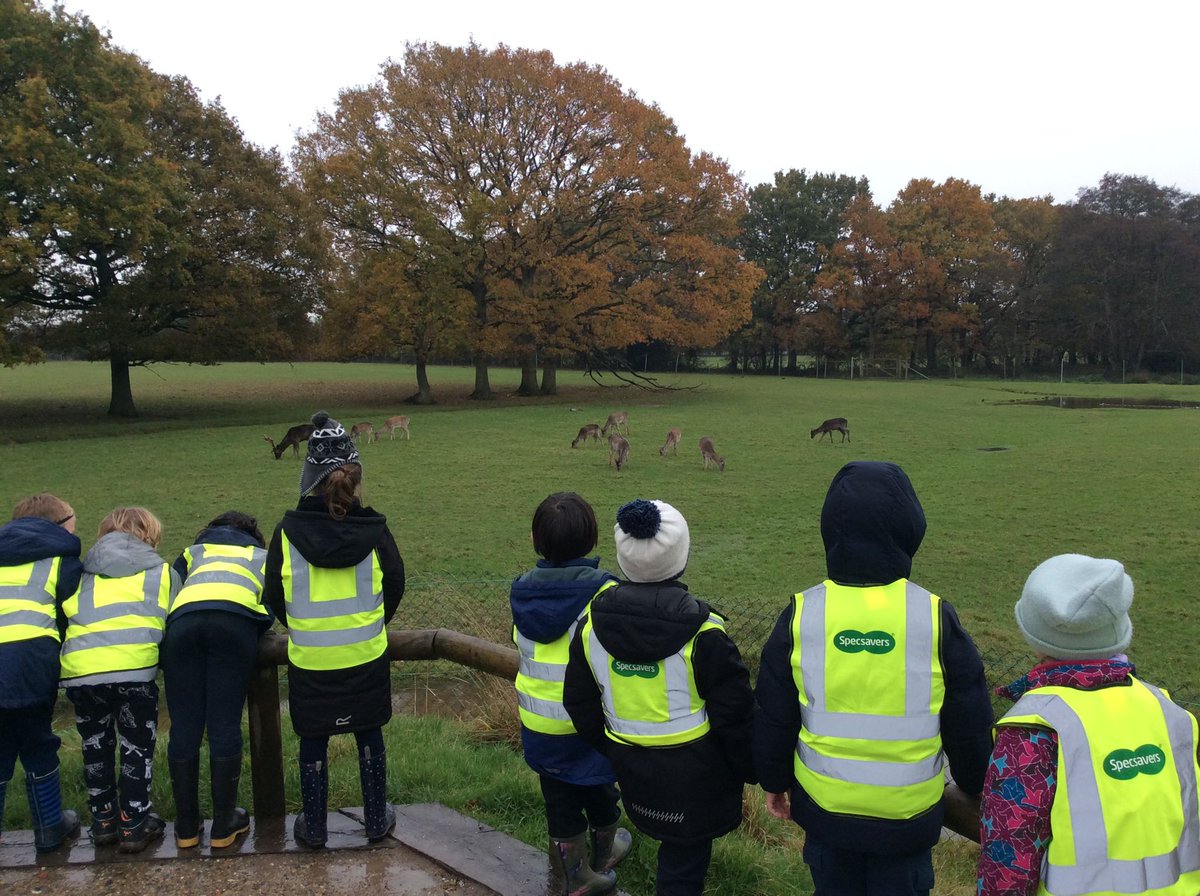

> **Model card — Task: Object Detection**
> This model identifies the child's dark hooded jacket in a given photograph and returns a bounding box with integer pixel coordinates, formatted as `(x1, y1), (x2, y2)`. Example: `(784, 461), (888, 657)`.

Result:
(0, 517), (82, 707)
(564, 578), (756, 843)
(510, 557), (617, 785)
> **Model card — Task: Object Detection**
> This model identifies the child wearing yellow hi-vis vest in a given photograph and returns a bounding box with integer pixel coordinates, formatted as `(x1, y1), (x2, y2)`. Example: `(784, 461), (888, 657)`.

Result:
(510, 492), (631, 895)
(0, 493), (83, 853)
(161, 510), (272, 850)
(61, 507), (181, 853)
(978, 554), (1200, 896)
(564, 499), (756, 896)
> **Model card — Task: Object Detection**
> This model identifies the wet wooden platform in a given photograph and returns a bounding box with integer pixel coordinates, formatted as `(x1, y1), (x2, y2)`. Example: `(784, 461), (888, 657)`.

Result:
(0, 803), (628, 896)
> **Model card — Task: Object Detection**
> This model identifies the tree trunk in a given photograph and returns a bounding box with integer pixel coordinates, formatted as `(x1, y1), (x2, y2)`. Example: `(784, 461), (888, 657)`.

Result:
(470, 357), (493, 400)
(516, 354), (539, 396)
(107, 356), (138, 417)
(540, 358), (558, 395)
(405, 360), (436, 405)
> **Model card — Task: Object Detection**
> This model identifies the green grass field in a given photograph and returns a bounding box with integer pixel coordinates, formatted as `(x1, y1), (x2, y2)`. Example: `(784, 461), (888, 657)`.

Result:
(3, 360), (1199, 894)
(3, 360), (1198, 692)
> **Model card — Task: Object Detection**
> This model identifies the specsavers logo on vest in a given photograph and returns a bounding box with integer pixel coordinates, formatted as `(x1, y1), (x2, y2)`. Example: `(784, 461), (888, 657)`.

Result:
(1103, 744), (1167, 780)
(833, 629), (896, 654)
(611, 659), (659, 679)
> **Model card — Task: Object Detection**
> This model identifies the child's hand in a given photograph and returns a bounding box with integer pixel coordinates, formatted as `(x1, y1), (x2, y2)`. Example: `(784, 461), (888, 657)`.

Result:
(765, 791), (790, 820)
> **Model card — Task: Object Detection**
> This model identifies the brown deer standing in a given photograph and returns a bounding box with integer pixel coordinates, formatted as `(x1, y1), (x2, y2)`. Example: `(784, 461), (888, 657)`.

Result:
(572, 423), (602, 448)
(608, 434), (630, 471)
(810, 417), (850, 443)
(264, 423), (315, 460)
(380, 415), (411, 440)
(350, 422), (375, 444)
(699, 436), (725, 472)
(601, 411), (629, 437)
(660, 427), (682, 456)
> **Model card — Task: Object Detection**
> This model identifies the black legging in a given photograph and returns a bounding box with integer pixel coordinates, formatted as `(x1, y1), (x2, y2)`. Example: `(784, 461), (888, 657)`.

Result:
(161, 610), (261, 760)
(298, 726), (385, 762)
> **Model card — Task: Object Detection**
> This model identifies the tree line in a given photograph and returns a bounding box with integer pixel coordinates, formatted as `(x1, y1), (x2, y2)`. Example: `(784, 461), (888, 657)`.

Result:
(3, 2), (1197, 416)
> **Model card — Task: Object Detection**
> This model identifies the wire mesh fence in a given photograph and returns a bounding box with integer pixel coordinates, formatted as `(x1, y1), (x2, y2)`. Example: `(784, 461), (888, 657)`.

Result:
(396, 574), (1199, 713)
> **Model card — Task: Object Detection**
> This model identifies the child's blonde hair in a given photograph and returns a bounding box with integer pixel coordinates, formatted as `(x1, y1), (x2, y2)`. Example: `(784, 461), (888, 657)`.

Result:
(98, 507), (163, 549)
(12, 493), (73, 524)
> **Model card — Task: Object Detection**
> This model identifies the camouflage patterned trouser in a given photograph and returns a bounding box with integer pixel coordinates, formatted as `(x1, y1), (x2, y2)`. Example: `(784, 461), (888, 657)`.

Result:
(65, 682), (159, 821)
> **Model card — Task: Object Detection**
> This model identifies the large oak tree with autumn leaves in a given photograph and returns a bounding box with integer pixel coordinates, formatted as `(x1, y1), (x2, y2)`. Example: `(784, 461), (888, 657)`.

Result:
(294, 41), (760, 402)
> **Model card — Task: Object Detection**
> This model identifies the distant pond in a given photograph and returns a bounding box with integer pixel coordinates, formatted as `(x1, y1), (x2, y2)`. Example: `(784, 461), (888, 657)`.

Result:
(1005, 397), (1200, 409)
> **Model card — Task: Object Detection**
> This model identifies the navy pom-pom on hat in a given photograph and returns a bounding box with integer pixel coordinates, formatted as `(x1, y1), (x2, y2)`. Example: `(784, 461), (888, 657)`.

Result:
(614, 499), (690, 583)
(299, 410), (360, 498)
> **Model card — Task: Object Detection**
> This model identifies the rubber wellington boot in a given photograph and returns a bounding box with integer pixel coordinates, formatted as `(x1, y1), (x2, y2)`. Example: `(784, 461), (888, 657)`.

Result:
(168, 756), (202, 848)
(25, 766), (81, 852)
(358, 747), (396, 841)
(549, 833), (616, 896)
(292, 760), (328, 848)
(209, 755), (250, 848)
(590, 821), (633, 873)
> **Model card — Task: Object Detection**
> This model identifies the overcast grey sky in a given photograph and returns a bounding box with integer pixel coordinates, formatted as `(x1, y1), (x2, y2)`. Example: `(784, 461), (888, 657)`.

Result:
(65, 0), (1198, 205)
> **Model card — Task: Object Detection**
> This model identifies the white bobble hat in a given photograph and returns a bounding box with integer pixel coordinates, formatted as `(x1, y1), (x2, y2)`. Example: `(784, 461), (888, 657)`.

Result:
(613, 499), (690, 583)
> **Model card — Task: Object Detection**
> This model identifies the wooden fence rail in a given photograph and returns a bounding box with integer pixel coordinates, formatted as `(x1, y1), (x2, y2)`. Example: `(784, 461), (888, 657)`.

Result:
(246, 629), (519, 818)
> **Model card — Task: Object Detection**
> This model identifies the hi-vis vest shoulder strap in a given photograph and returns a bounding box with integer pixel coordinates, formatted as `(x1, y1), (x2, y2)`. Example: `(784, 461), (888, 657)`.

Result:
(790, 579), (946, 820)
(582, 606), (725, 747)
(514, 579), (617, 736)
(0, 557), (62, 644)
(999, 679), (1200, 896)
(281, 532), (386, 672)
(59, 565), (170, 682)
(170, 544), (268, 617)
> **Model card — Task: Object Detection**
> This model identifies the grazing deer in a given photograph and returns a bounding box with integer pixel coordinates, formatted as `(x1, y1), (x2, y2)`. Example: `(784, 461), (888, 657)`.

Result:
(699, 436), (725, 472)
(608, 434), (630, 472)
(350, 422), (375, 444)
(264, 423), (315, 460)
(380, 415), (410, 440)
(572, 423), (602, 448)
(810, 417), (850, 443)
(660, 427), (682, 456)
(601, 411), (629, 437)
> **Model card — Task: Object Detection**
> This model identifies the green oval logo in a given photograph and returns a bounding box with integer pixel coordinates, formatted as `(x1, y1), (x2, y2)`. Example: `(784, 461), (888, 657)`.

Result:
(1104, 744), (1167, 780)
(612, 659), (659, 679)
(833, 630), (895, 654)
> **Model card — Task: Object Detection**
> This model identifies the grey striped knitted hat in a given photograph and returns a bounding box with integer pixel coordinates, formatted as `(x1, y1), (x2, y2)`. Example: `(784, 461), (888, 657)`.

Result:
(300, 411), (360, 498)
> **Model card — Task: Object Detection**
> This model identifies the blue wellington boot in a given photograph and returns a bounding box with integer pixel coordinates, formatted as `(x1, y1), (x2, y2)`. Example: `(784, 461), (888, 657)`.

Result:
(25, 766), (80, 852)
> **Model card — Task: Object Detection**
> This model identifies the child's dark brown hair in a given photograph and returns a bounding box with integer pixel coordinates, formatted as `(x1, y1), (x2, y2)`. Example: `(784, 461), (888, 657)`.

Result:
(532, 492), (599, 563)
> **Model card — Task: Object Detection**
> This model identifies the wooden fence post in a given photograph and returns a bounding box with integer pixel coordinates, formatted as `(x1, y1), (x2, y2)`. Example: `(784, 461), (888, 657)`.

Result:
(246, 659), (286, 818)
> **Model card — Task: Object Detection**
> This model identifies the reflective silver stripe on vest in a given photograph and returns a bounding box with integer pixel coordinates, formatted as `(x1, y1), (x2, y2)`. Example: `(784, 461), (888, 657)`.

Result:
(796, 741), (945, 786)
(70, 566), (165, 624)
(515, 623), (575, 684)
(516, 692), (571, 721)
(186, 546), (266, 590)
(1011, 688), (1200, 896)
(286, 544), (378, 620)
(60, 626), (163, 654)
(287, 619), (384, 647)
(587, 626), (709, 738)
(0, 558), (56, 632)
(801, 708), (941, 741)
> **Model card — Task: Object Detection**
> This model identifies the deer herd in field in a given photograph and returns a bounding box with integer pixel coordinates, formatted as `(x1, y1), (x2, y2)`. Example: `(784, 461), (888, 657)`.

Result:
(264, 415), (410, 460)
(570, 412), (726, 473)
(266, 409), (848, 472)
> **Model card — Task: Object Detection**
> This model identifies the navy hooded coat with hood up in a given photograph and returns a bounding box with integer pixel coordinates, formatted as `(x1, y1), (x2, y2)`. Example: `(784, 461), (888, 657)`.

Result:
(752, 461), (993, 856)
